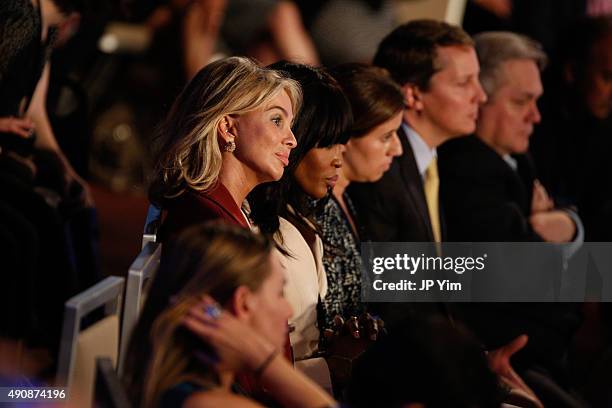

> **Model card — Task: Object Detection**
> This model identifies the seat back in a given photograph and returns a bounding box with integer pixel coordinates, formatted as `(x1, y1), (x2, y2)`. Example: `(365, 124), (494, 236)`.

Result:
(94, 357), (133, 408)
(57, 276), (125, 407)
(117, 241), (161, 375)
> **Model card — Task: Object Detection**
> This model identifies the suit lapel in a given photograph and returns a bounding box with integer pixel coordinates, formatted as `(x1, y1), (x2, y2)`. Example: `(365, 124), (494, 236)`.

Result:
(397, 127), (435, 241)
(514, 153), (535, 214)
(203, 183), (250, 228)
(475, 136), (532, 217)
(514, 154), (536, 215)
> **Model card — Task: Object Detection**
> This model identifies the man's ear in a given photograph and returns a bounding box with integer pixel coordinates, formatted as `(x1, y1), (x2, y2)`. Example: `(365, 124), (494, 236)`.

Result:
(230, 285), (254, 321)
(217, 115), (238, 144)
(402, 83), (424, 112)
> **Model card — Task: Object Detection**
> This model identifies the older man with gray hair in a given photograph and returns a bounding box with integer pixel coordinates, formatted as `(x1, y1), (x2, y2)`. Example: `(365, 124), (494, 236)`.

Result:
(438, 31), (586, 407)
(439, 31), (582, 242)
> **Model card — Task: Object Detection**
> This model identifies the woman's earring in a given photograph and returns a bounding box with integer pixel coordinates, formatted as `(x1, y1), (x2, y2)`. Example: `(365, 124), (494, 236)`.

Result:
(224, 139), (236, 153)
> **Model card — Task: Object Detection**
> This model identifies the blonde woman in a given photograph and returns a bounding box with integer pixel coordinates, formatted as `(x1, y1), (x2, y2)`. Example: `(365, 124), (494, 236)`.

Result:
(149, 57), (301, 238)
(123, 222), (336, 408)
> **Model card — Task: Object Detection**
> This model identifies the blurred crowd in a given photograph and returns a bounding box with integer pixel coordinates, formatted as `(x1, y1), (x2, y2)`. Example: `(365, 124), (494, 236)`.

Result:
(1, 0), (612, 407)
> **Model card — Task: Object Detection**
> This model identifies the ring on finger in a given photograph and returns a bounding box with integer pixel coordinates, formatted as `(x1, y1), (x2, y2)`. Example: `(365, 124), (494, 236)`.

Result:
(204, 304), (221, 319)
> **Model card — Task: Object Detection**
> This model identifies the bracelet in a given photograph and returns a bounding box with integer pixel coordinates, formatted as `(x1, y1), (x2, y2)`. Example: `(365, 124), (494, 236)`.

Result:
(254, 349), (279, 378)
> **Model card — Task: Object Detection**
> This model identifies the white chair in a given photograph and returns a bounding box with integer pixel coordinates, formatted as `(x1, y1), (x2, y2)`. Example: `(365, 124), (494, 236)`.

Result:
(57, 276), (125, 407)
(117, 204), (163, 375)
(94, 357), (133, 408)
(117, 241), (161, 375)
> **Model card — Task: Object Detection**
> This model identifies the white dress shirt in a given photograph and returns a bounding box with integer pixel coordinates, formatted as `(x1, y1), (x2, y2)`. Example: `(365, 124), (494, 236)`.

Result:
(403, 122), (437, 181)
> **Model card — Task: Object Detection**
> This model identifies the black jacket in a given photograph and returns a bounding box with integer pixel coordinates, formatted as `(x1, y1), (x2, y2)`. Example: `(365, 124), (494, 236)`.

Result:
(438, 134), (542, 242)
(348, 125), (445, 243)
(348, 125), (449, 327)
(438, 135), (581, 387)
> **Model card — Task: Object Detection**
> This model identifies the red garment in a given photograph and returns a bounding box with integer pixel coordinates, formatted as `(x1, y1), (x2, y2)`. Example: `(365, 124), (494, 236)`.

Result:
(160, 182), (294, 399)
(161, 182), (248, 240)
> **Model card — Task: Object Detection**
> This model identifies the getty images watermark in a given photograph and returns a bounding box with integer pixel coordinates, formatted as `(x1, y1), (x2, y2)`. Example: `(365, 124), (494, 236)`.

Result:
(372, 252), (487, 292)
(361, 242), (612, 302)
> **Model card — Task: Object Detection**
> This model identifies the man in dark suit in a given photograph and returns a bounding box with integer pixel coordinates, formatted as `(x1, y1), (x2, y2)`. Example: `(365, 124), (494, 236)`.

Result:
(349, 19), (487, 245)
(349, 22), (548, 406)
(348, 20), (487, 327)
(438, 32), (584, 405)
(438, 32), (580, 244)
(344, 18), (496, 338)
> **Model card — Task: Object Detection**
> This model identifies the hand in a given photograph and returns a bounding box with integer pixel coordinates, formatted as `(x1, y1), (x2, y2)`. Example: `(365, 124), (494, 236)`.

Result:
(472, 0), (512, 19)
(59, 155), (94, 208)
(0, 117), (35, 138)
(183, 296), (277, 373)
(487, 334), (527, 380)
(487, 335), (542, 407)
(322, 314), (385, 388)
(530, 210), (576, 242)
(531, 180), (554, 213)
(323, 313), (385, 343)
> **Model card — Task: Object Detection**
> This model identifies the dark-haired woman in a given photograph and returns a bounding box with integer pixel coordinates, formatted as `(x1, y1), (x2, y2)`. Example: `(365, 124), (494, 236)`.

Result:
(315, 64), (404, 330)
(249, 62), (352, 361)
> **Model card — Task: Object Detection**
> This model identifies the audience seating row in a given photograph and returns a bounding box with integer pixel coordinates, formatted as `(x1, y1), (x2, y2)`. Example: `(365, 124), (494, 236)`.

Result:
(57, 204), (333, 405)
(56, 205), (162, 407)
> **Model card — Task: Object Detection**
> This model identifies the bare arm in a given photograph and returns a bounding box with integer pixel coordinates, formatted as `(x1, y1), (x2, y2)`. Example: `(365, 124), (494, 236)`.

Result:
(266, 1), (319, 66)
(182, 0), (227, 80)
(183, 355), (336, 408)
(184, 299), (336, 408)
(257, 353), (335, 408)
(27, 63), (61, 153)
(27, 62), (93, 205)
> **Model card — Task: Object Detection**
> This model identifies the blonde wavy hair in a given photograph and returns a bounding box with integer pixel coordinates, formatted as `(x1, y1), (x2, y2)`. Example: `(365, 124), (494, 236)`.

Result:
(123, 222), (274, 407)
(149, 57), (302, 206)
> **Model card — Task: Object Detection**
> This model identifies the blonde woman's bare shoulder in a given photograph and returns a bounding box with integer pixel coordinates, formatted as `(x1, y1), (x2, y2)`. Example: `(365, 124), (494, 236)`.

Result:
(183, 389), (264, 408)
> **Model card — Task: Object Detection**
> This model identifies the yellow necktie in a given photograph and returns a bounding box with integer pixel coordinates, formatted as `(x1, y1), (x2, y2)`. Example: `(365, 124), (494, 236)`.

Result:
(424, 158), (441, 243)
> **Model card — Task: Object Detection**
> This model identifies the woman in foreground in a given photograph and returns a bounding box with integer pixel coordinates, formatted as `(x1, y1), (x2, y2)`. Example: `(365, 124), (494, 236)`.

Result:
(123, 222), (336, 408)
